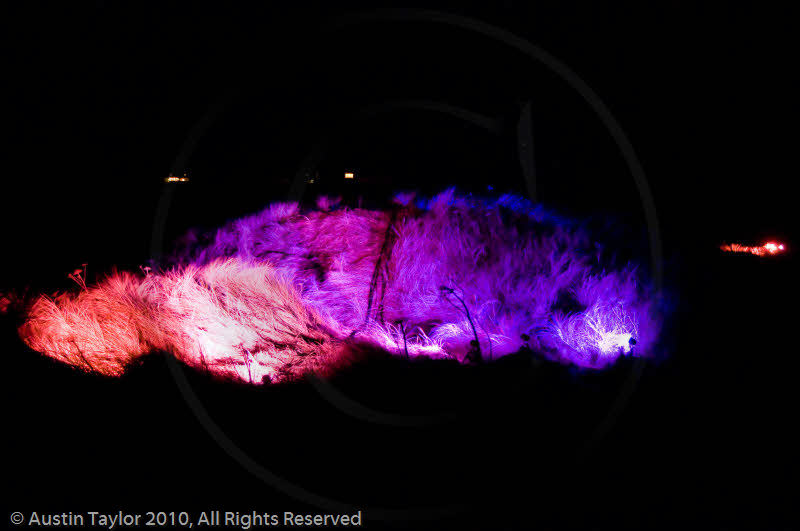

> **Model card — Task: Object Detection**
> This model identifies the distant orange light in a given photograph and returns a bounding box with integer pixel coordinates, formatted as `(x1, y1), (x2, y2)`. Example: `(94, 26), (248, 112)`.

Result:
(344, 172), (354, 179)
(165, 175), (189, 183)
(720, 241), (786, 256)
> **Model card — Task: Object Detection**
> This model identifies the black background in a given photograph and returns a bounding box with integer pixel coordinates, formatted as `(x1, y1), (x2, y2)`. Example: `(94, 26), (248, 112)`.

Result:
(2, 3), (797, 530)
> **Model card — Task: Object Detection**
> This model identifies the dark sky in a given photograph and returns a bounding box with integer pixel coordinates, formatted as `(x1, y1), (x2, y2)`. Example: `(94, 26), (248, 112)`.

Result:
(4, 2), (796, 282)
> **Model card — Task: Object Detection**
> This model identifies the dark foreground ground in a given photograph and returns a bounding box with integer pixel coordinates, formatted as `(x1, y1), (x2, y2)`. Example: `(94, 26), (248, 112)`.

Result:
(3, 247), (797, 530)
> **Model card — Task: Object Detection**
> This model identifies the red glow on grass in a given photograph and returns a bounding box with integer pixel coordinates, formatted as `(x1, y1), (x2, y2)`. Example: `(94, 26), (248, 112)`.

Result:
(720, 241), (786, 256)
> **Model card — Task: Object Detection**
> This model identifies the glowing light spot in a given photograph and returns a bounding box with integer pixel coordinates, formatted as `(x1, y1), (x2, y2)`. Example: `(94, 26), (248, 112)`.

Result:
(720, 241), (786, 257)
(344, 172), (354, 179)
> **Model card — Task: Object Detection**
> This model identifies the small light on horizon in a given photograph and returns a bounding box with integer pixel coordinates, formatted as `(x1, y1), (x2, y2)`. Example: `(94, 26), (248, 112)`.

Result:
(720, 241), (786, 256)
(165, 172), (189, 183)
(344, 172), (354, 179)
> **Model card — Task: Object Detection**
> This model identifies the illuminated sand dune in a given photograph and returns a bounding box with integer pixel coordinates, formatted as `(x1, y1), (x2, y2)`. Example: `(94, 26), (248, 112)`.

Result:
(18, 190), (663, 384)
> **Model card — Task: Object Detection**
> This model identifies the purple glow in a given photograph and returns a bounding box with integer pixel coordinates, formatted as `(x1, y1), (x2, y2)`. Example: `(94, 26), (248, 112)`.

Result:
(19, 190), (664, 383)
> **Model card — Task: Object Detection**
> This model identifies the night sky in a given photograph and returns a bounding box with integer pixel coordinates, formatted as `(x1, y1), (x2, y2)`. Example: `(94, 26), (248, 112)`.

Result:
(3, 3), (797, 530)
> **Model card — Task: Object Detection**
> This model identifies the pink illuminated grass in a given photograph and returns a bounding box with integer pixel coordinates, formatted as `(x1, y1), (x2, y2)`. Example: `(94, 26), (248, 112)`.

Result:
(18, 190), (663, 384)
